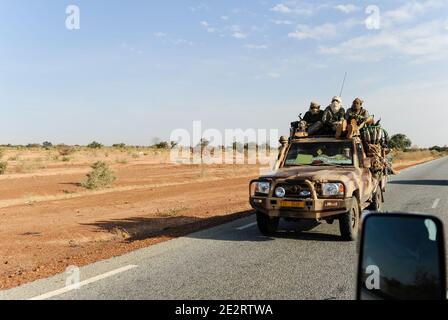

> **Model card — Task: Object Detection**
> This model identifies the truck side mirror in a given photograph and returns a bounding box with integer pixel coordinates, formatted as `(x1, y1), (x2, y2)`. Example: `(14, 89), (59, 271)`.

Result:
(363, 158), (371, 168)
(357, 213), (446, 300)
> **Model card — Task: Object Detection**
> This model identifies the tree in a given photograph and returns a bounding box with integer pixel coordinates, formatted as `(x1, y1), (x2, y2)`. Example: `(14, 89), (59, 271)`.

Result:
(389, 134), (412, 151)
(112, 143), (126, 149)
(154, 141), (170, 149)
(87, 141), (103, 149)
(42, 141), (53, 149)
(198, 138), (210, 149)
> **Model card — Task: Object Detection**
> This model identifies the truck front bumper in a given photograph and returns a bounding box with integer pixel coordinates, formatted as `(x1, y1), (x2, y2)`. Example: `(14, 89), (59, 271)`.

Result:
(250, 197), (353, 220)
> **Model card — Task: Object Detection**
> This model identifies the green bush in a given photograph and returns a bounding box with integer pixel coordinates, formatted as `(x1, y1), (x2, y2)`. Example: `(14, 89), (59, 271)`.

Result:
(0, 161), (7, 175)
(87, 141), (103, 149)
(42, 141), (53, 149)
(389, 134), (412, 151)
(154, 141), (170, 149)
(81, 161), (116, 190)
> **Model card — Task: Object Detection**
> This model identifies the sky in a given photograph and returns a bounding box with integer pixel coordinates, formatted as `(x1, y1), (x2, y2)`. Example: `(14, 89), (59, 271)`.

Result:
(0, 0), (447, 147)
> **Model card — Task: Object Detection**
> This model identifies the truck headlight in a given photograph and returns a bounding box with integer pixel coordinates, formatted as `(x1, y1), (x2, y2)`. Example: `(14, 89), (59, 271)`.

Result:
(322, 183), (345, 197)
(275, 187), (286, 198)
(255, 182), (270, 195)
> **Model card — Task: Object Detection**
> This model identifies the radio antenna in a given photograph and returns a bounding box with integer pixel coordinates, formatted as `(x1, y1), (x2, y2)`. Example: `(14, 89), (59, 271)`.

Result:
(339, 72), (347, 97)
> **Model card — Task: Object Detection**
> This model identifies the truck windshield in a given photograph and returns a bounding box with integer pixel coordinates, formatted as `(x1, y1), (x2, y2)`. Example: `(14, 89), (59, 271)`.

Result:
(284, 142), (354, 166)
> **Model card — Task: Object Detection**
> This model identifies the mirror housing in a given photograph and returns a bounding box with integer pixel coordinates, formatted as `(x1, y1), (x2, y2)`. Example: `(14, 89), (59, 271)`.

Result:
(357, 213), (446, 300)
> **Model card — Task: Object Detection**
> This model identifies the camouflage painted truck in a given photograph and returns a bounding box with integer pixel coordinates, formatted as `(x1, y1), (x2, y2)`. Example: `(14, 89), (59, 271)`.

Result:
(249, 133), (389, 241)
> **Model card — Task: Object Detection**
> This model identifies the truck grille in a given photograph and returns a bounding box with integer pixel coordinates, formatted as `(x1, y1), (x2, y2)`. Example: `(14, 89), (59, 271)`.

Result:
(275, 182), (313, 199)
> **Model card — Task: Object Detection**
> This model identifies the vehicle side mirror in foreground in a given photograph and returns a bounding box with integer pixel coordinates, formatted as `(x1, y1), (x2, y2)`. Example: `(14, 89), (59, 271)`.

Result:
(357, 213), (446, 300)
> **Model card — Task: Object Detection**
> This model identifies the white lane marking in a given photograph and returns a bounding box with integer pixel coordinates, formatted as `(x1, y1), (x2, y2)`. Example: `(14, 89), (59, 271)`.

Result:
(237, 222), (257, 231)
(29, 265), (138, 300)
(432, 199), (440, 209)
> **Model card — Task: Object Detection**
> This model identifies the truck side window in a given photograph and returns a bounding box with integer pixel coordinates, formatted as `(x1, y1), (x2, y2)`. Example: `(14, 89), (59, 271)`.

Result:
(356, 144), (365, 167)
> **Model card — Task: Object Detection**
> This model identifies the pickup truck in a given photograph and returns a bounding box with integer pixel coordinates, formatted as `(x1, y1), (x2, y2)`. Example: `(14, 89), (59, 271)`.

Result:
(249, 136), (388, 241)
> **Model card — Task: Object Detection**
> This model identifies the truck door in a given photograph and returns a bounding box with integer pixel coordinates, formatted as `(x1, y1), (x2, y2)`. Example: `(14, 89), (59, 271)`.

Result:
(356, 143), (373, 203)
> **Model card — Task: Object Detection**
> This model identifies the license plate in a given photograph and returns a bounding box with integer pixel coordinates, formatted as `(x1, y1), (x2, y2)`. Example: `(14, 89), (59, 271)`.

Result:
(279, 201), (305, 208)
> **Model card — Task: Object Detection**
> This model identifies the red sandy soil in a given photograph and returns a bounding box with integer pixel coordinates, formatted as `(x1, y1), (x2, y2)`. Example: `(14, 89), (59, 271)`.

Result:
(0, 163), (260, 289)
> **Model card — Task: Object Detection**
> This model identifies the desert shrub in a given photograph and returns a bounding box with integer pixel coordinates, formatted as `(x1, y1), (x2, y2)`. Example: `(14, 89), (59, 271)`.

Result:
(112, 143), (126, 149)
(87, 141), (103, 149)
(61, 156), (71, 162)
(81, 161), (116, 190)
(26, 143), (41, 148)
(42, 141), (53, 149)
(154, 141), (169, 149)
(0, 161), (7, 175)
(57, 145), (76, 156)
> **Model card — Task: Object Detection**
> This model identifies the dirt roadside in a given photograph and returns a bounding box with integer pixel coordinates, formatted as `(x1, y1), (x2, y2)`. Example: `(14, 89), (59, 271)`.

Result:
(0, 163), (261, 290)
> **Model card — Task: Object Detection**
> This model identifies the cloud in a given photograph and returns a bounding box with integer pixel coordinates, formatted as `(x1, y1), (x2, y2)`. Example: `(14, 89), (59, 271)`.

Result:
(254, 72), (281, 80)
(189, 4), (209, 12)
(221, 16), (229, 20)
(334, 4), (359, 14)
(153, 33), (194, 46)
(173, 39), (194, 46)
(319, 19), (448, 62)
(244, 44), (268, 49)
(199, 21), (216, 33)
(288, 23), (337, 40)
(270, 2), (322, 15)
(232, 32), (248, 39)
(271, 19), (293, 25)
(270, 4), (292, 13)
(383, 0), (447, 26)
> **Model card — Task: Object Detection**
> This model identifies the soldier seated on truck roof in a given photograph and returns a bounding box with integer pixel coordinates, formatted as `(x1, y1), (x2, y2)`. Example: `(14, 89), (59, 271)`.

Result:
(303, 101), (324, 135)
(322, 96), (346, 138)
(345, 98), (375, 139)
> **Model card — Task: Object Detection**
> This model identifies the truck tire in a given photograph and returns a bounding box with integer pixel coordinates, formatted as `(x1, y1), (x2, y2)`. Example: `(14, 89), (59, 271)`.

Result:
(339, 197), (360, 241)
(367, 190), (383, 212)
(256, 211), (279, 236)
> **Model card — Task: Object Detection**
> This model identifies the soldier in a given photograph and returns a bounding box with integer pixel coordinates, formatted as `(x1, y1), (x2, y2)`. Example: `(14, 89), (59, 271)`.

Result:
(323, 96), (346, 138)
(303, 101), (324, 135)
(345, 98), (374, 139)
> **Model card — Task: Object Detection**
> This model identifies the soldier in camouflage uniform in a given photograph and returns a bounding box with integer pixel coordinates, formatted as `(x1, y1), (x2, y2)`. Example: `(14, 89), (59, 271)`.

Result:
(323, 96), (346, 138)
(345, 98), (374, 139)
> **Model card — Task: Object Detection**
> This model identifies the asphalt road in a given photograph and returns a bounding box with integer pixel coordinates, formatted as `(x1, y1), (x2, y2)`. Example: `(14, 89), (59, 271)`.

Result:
(0, 157), (447, 300)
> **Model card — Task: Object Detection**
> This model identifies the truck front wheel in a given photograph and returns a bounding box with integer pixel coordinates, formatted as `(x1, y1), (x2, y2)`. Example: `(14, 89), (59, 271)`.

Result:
(339, 197), (360, 241)
(256, 211), (279, 236)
